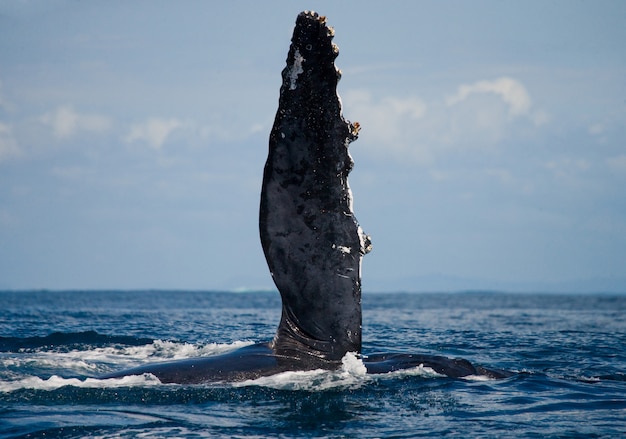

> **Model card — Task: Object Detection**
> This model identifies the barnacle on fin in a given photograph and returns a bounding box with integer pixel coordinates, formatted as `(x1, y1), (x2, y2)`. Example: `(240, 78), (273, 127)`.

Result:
(351, 122), (361, 136)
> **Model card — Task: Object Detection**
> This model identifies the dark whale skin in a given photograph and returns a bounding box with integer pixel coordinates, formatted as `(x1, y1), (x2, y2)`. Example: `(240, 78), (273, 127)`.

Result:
(259, 10), (371, 370)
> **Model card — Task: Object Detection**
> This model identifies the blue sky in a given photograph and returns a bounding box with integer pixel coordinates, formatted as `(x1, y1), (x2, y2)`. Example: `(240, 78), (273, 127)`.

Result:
(1, 1), (625, 291)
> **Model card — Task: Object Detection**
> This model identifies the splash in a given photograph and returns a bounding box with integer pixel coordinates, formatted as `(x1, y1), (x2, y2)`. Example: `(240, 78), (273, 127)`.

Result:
(233, 352), (368, 391)
(0, 373), (161, 393)
(0, 339), (256, 389)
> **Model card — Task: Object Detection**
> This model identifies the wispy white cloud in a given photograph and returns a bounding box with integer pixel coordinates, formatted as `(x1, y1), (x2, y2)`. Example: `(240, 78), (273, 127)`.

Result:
(589, 123), (605, 136)
(124, 118), (184, 149)
(0, 81), (20, 163)
(588, 122), (611, 144)
(543, 158), (591, 184)
(40, 105), (111, 138)
(0, 122), (20, 163)
(0, 208), (16, 227)
(447, 77), (549, 126)
(50, 165), (93, 180)
(343, 90), (432, 163)
(606, 155), (626, 173)
(447, 77), (531, 116)
(0, 80), (13, 112)
(344, 77), (546, 165)
(545, 158), (591, 172)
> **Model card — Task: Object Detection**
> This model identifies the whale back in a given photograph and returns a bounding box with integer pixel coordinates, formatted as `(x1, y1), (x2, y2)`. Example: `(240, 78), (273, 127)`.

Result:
(259, 11), (371, 368)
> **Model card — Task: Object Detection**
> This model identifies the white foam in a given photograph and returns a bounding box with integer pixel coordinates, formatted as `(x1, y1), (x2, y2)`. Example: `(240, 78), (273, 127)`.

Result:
(342, 351), (367, 375)
(579, 375), (601, 383)
(4, 340), (253, 368)
(373, 364), (445, 379)
(0, 340), (256, 391)
(462, 374), (495, 381)
(138, 339), (254, 360)
(2, 353), (101, 374)
(234, 351), (369, 391)
(0, 373), (161, 393)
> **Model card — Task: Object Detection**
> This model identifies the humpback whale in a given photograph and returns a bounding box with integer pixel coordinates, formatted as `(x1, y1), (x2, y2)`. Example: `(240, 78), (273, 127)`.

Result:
(100, 11), (509, 383)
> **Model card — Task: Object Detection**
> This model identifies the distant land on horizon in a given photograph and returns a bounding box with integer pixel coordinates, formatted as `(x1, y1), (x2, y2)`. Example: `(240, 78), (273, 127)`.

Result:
(209, 274), (626, 294)
(179, 274), (626, 294)
(1, 274), (625, 294)
(362, 274), (626, 294)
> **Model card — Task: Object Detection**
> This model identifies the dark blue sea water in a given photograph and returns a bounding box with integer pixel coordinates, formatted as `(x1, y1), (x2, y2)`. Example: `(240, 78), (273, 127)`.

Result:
(1, 290), (625, 438)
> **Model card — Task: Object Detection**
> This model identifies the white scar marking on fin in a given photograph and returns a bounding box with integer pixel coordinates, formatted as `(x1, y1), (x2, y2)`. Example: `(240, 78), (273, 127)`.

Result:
(289, 49), (305, 90)
(357, 226), (372, 254)
(332, 244), (352, 254)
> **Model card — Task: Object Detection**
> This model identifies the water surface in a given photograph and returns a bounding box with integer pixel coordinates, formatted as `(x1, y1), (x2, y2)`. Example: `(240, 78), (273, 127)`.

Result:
(1, 291), (624, 438)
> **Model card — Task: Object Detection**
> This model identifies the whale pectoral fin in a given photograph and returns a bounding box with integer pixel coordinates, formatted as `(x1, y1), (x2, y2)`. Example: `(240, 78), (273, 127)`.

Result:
(260, 11), (367, 366)
(362, 353), (474, 377)
(363, 353), (513, 379)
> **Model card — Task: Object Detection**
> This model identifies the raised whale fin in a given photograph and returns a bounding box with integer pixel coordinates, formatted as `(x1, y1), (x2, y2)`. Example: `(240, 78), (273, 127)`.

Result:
(260, 11), (371, 369)
(97, 11), (510, 384)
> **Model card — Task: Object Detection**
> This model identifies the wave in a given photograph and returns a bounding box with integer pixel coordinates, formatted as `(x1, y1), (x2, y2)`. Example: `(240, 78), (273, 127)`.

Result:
(0, 330), (254, 358)
(0, 331), (154, 352)
(0, 331), (257, 392)
(0, 373), (162, 393)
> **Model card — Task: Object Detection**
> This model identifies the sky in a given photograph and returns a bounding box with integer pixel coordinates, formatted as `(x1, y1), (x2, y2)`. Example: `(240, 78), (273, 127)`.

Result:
(1, 1), (625, 292)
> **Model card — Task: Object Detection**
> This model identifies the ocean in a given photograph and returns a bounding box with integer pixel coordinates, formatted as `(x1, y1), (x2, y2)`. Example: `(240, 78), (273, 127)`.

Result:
(1, 290), (625, 438)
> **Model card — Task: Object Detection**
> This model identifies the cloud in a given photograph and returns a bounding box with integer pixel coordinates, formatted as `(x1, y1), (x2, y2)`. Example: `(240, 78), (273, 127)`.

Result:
(589, 123), (605, 136)
(545, 158), (590, 172)
(447, 77), (549, 127)
(606, 155), (626, 173)
(0, 80), (13, 112)
(124, 118), (184, 149)
(50, 165), (92, 180)
(343, 90), (432, 163)
(344, 77), (546, 166)
(543, 158), (591, 184)
(0, 122), (20, 163)
(447, 77), (531, 116)
(40, 105), (111, 138)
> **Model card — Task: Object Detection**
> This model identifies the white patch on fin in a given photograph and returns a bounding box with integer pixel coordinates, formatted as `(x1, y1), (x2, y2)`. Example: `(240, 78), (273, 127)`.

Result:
(332, 244), (352, 254)
(357, 226), (373, 254)
(289, 49), (305, 90)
